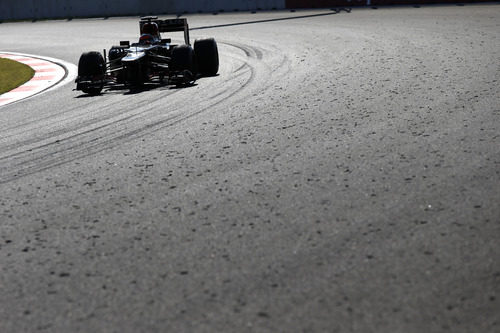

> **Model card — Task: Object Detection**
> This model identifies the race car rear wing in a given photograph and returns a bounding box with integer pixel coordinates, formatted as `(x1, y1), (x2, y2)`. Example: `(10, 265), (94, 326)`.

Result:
(140, 16), (190, 45)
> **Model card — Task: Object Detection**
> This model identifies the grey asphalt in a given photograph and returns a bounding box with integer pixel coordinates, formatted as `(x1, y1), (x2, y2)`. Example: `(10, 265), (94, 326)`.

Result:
(0, 5), (499, 332)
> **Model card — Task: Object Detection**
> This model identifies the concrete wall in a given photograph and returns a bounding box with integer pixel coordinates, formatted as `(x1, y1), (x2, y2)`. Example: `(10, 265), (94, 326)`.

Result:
(0, 0), (286, 21)
(174, 0), (285, 12)
(286, 0), (365, 7)
(285, 0), (494, 7)
(1, 0), (496, 21)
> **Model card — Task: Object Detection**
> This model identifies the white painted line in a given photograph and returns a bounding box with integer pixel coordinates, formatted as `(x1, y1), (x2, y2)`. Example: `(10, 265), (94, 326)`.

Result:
(0, 52), (78, 107)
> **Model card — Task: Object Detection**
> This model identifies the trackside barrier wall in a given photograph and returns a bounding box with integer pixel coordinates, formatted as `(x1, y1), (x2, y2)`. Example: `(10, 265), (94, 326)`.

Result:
(1, 0), (496, 20)
(0, 0), (286, 21)
(285, 0), (495, 6)
(369, 0), (492, 4)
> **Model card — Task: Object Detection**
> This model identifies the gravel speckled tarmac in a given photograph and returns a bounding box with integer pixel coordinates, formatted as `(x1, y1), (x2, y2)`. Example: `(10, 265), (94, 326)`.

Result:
(0, 5), (499, 332)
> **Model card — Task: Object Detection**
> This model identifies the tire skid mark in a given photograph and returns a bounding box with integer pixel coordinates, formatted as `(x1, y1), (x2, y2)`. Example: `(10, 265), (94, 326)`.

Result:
(0, 99), (97, 134)
(2, 112), (140, 163)
(0, 88), (183, 156)
(1, 113), (178, 184)
(0, 40), (290, 184)
(208, 66), (251, 100)
(1, 100), (129, 151)
(223, 40), (291, 81)
(2, 80), (183, 139)
(221, 41), (263, 60)
(233, 63), (248, 74)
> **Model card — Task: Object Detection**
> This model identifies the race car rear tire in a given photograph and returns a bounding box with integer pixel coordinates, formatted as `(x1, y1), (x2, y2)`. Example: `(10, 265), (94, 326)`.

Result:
(171, 45), (195, 73)
(78, 51), (105, 95)
(194, 38), (219, 77)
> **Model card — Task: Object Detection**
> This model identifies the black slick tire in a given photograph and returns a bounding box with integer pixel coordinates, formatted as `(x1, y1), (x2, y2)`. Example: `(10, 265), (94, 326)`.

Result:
(171, 45), (195, 73)
(78, 51), (105, 95)
(194, 38), (219, 77)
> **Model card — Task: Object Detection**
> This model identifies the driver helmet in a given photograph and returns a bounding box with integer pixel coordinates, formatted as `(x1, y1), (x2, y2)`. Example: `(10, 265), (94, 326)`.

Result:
(139, 34), (154, 44)
(141, 22), (160, 37)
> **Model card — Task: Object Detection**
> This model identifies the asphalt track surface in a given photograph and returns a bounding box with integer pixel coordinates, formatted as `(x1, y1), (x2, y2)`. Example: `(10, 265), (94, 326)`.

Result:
(1, 5), (499, 332)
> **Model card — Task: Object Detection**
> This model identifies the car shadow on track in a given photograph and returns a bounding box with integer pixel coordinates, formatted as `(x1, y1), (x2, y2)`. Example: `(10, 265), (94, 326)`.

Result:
(75, 82), (198, 98)
(190, 8), (351, 31)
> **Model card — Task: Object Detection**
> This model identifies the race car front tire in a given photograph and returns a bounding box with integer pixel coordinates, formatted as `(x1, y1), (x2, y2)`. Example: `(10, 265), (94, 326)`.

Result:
(171, 45), (195, 73)
(78, 51), (105, 95)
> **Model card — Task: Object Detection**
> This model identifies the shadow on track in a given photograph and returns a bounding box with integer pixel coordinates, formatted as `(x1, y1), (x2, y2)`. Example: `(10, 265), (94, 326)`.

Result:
(75, 82), (199, 98)
(190, 8), (351, 31)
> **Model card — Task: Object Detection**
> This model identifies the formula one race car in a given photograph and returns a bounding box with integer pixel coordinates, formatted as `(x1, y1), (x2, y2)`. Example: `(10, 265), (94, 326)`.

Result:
(75, 16), (219, 95)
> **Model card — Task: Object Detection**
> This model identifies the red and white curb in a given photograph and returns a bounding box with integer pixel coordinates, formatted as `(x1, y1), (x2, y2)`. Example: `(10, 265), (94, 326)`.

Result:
(0, 52), (77, 107)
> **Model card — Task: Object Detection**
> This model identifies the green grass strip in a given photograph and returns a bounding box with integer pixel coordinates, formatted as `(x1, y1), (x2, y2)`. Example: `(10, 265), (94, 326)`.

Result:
(0, 58), (35, 95)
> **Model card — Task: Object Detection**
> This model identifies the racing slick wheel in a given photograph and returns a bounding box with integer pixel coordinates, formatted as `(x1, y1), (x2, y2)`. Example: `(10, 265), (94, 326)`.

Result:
(194, 38), (219, 77)
(171, 45), (196, 86)
(77, 51), (106, 95)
